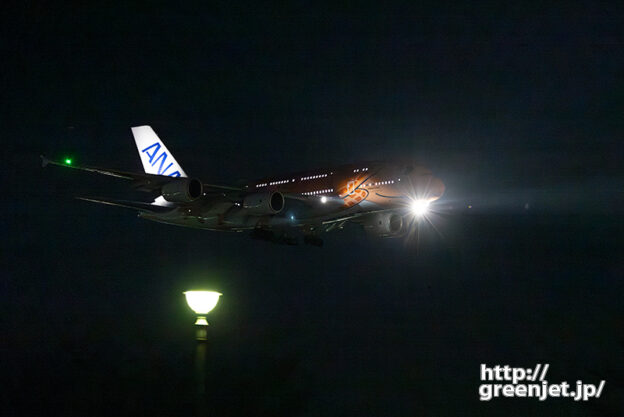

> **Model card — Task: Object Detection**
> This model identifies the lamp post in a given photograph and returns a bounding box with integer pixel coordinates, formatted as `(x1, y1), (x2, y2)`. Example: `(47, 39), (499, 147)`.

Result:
(184, 290), (221, 417)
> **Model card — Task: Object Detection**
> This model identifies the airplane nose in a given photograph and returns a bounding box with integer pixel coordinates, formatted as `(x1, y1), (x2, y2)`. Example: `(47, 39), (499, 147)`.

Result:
(430, 177), (445, 200)
(411, 174), (445, 201)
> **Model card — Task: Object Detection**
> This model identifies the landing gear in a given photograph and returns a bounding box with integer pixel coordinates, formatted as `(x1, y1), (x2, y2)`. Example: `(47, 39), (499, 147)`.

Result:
(303, 234), (323, 247)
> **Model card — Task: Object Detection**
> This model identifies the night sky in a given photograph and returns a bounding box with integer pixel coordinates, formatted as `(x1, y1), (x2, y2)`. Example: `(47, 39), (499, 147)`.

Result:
(3, 3), (623, 416)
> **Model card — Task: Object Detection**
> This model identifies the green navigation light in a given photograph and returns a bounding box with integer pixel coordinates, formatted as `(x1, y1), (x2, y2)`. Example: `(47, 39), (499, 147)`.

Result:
(64, 158), (72, 165)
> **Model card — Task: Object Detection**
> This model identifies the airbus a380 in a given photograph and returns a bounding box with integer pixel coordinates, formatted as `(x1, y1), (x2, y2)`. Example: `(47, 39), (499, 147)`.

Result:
(42, 126), (445, 246)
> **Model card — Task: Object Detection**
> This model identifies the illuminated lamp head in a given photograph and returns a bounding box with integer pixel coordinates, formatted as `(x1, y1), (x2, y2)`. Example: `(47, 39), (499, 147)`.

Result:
(184, 290), (221, 325)
(184, 290), (221, 341)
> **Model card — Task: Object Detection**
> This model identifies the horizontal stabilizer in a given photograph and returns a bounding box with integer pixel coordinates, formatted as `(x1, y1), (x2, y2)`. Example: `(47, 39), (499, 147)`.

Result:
(76, 197), (174, 214)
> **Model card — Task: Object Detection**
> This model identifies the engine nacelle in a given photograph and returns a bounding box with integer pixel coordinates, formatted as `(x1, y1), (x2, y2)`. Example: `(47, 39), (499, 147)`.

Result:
(242, 192), (284, 215)
(363, 212), (405, 237)
(161, 178), (203, 203)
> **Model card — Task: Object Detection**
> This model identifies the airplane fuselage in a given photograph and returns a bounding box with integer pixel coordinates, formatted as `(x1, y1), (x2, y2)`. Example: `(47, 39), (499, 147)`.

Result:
(139, 160), (445, 233)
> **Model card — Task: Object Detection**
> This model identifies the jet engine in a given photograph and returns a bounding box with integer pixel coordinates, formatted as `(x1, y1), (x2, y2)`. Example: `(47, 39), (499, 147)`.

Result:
(362, 212), (406, 237)
(161, 178), (203, 202)
(243, 191), (284, 215)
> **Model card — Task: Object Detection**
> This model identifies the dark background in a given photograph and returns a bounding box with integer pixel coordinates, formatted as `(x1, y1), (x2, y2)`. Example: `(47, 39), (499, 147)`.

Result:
(2, 2), (623, 416)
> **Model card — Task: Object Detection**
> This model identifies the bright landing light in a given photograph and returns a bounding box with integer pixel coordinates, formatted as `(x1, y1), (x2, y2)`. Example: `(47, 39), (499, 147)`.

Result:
(184, 290), (222, 315)
(410, 199), (430, 217)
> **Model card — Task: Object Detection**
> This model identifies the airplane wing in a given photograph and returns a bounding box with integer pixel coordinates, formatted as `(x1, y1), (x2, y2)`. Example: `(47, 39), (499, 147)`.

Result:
(76, 197), (175, 213)
(282, 193), (308, 201)
(40, 155), (243, 193)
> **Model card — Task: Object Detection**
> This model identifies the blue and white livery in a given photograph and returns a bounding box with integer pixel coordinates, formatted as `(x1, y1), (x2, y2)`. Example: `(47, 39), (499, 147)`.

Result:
(132, 126), (186, 178)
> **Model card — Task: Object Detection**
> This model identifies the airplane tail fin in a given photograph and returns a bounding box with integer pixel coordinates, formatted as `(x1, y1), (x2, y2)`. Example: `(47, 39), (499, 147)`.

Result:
(131, 126), (187, 177)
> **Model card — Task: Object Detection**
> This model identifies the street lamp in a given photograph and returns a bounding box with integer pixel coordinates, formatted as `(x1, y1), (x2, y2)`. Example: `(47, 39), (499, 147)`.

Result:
(184, 290), (221, 340)
(184, 290), (221, 417)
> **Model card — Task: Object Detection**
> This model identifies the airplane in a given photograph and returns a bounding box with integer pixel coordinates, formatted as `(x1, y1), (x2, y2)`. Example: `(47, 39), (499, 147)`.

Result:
(42, 126), (445, 246)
